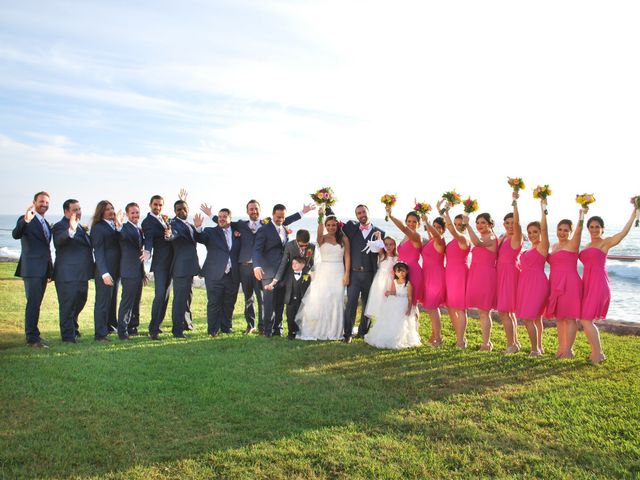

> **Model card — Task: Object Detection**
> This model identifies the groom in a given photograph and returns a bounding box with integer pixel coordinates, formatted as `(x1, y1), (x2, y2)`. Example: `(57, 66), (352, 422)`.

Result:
(340, 204), (385, 343)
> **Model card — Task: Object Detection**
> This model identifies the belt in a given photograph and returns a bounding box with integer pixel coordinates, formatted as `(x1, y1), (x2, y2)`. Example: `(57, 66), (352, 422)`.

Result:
(351, 266), (369, 272)
(241, 262), (253, 266)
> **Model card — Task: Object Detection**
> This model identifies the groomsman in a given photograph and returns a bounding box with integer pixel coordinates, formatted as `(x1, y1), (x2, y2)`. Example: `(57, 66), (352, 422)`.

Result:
(341, 205), (385, 343)
(195, 208), (240, 336)
(142, 195), (173, 338)
(52, 199), (95, 343)
(12, 191), (53, 348)
(90, 200), (121, 341)
(166, 200), (200, 339)
(117, 202), (146, 340)
(201, 199), (313, 335)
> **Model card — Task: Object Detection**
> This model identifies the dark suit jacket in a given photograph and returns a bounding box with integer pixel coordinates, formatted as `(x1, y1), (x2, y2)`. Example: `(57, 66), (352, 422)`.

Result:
(252, 220), (290, 281)
(284, 272), (310, 304)
(141, 213), (173, 272)
(274, 239), (315, 284)
(195, 226), (241, 282)
(118, 222), (145, 280)
(342, 221), (385, 272)
(12, 216), (53, 278)
(91, 220), (121, 279)
(212, 212), (302, 263)
(168, 218), (200, 278)
(52, 217), (95, 282)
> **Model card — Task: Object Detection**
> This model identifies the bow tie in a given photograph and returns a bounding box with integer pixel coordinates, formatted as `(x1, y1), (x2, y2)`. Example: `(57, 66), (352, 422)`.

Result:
(294, 272), (302, 278)
(359, 224), (370, 231)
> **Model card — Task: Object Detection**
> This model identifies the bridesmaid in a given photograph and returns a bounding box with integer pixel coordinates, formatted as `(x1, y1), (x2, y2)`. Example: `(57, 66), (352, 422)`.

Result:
(497, 192), (523, 353)
(579, 202), (638, 364)
(442, 203), (470, 348)
(516, 197), (550, 356)
(544, 207), (587, 359)
(420, 213), (447, 347)
(386, 206), (424, 306)
(464, 211), (498, 351)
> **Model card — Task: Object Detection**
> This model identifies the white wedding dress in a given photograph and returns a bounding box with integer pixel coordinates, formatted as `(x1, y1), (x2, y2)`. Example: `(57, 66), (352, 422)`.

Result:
(365, 280), (422, 349)
(364, 254), (397, 319)
(295, 242), (345, 340)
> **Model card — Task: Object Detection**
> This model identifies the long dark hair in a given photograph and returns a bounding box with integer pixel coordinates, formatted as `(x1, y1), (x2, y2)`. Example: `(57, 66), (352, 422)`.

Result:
(324, 215), (344, 245)
(393, 261), (409, 284)
(92, 200), (113, 227)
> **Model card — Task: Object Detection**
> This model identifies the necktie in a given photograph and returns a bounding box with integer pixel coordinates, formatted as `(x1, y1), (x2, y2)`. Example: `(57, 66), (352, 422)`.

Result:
(223, 228), (232, 249)
(250, 221), (257, 233)
(278, 226), (286, 245)
(40, 218), (50, 241)
(107, 220), (116, 230)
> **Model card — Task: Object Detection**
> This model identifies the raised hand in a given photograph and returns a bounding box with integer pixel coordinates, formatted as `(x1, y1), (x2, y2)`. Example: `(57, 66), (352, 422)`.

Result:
(69, 212), (79, 231)
(24, 205), (36, 223)
(302, 203), (316, 215)
(115, 209), (125, 229)
(200, 203), (213, 217)
(193, 213), (204, 229)
(318, 205), (326, 216)
(178, 188), (188, 201)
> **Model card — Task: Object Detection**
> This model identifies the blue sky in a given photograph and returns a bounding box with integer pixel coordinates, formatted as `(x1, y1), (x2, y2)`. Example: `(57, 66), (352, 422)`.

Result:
(1, 0), (640, 226)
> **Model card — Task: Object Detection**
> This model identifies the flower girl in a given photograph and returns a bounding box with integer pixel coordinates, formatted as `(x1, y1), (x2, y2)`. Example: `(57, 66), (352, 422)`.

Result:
(364, 234), (398, 320)
(364, 262), (422, 349)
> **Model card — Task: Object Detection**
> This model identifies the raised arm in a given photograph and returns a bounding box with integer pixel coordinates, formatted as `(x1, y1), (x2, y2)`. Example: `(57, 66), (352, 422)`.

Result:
(422, 214), (445, 252)
(601, 204), (638, 251)
(464, 213), (497, 250)
(387, 207), (421, 244)
(442, 207), (469, 249)
(511, 192), (523, 249)
(317, 207), (325, 246)
(537, 198), (550, 255)
(568, 208), (588, 251)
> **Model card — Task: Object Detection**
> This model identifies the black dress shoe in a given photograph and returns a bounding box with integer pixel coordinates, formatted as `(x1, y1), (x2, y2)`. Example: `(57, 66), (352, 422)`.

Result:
(75, 331), (82, 338)
(118, 335), (130, 341)
(62, 338), (77, 344)
(95, 337), (111, 343)
(272, 331), (282, 337)
(221, 329), (233, 334)
(27, 340), (49, 349)
(149, 334), (161, 341)
(128, 329), (139, 336)
(209, 332), (219, 337)
(173, 334), (187, 339)
(158, 329), (164, 334)
(287, 334), (296, 340)
(343, 337), (353, 344)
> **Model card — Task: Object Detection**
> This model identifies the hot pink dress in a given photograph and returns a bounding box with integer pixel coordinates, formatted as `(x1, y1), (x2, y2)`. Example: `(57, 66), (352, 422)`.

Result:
(397, 239), (423, 305)
(496, 237), (521, 312)
(544, 250), (582, 320)
(445, 239), (469, 310)
(465, 246), (497, 310)
(579, 247), (610, 321)
(421, 239), (446, 309)
(515, 248), (549, 320)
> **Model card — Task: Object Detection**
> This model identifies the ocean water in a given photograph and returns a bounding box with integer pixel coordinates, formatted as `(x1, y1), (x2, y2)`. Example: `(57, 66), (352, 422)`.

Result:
(2, 213), (639, 323)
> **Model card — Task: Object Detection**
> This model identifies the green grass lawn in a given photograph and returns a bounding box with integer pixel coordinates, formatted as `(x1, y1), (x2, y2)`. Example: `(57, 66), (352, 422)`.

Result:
(1, 262), (639, 479)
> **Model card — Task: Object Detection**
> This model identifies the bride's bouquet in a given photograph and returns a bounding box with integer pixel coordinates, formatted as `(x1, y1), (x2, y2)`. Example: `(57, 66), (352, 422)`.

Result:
(463, 197), (479, 214)
(576, 193), (596, 209)
(311, 187), (337, 224)
(380, 194), (397, 221)
(414, 201), (432, 215)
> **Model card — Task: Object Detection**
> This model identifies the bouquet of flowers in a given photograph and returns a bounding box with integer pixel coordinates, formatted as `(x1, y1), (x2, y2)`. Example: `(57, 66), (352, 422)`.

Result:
(414, 201), (432, 215)
(311, 187), (337, 224)
(463, 197), (479, 214)
(380, 194), (397, 221)
(507, 177), (526, 192)
(442, 190), (462, 206)
(576, 193), (596, 209)
(533, 185), (552, 214)
(632, 196), (640, 227)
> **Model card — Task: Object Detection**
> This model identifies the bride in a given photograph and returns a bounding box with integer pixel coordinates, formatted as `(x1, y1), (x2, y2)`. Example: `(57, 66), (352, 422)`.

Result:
(295, 208), (351, 340)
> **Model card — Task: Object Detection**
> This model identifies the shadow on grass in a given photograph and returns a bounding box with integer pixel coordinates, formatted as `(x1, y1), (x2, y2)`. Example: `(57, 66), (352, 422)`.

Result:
(0, 331), (597, 479)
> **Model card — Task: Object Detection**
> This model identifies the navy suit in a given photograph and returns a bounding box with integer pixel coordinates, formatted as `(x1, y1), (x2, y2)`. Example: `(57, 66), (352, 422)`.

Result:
(196, 226), (240, 334)
(342, 221), (385, 338)
(52, 217), (95, 341)
(212, 212), (301, 331)
(168, 218), (200, 336)
(12, 215), (53, 344)
(91, 220), (121, 339)
(117, 222), (145, 338)
(142, 213), (173, 335)
(252, 220), (292, 336)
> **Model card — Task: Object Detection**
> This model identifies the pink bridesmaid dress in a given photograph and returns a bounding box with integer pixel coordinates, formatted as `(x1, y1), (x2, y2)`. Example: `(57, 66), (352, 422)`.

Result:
(579, 247), (610, 320)
(397, 240), (423, 305)
(515, 248), (549, 319)
(465, 246), (497, 310)
(496, 238), (522, 312)
(445, 239), (469, 310)
(421, 239), (446, 309)
(544, 250), (582, 319)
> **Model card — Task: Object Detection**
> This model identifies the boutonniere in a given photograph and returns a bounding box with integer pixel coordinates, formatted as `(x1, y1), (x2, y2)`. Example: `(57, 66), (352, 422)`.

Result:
(262, 218), (270, 225)
(161, 214), (170, 223)
(303, 274), (310, 282)
(287, 228), (293, 235)
(233, 230), (241, 238)
(305, 248), (313, 257)
(81, 225), (89, 232)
